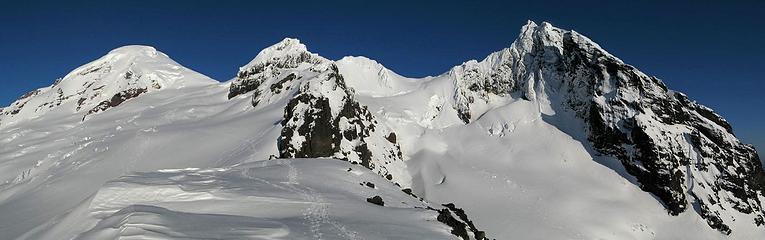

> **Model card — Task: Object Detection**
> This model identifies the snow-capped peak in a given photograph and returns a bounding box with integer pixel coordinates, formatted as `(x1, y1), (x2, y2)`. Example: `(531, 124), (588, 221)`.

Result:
(228, 38), (330, 99)
(512, 21), (621, 63)
(106, 45), (163, 57)
(508, 21), (565, 58)
(62, 45), (199, 83)
(0, 45), (215, 128)
(241, 38), (327, 71)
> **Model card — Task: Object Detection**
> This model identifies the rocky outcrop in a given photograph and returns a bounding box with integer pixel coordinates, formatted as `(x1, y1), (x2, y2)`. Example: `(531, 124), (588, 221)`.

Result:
(434, 203), (489, 240)
(227, 38), (329, 106)
(226, 39), (411, 186)
(84, 87), (148, 120)
(277, 64), (409, 185)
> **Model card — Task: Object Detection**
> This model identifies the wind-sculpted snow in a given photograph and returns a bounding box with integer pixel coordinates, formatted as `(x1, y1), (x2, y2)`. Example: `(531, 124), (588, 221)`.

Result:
(335, 56), (424, 97)
(20, 159), (460, 240)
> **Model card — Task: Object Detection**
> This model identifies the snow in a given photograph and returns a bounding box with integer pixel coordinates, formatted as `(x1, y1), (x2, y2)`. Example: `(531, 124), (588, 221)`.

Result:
(406, 100), (725, 239)
(336, 56), (423, 97)
(20, 159), (452, 240)
(1, 21), (764, 240)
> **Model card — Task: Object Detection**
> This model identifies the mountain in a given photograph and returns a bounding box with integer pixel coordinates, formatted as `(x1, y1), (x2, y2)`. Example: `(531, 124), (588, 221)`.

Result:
(440, 21), (765, 234)
(229, 39), (410, 186)
(0, 21), (763, 240)
(0, 43), (484, 240)
(0, 45), (215, 127)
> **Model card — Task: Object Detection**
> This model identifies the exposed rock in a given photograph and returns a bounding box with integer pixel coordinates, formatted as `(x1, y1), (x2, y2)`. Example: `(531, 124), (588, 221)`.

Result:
(435, 203), (489, 240)
(437, 208), (469, 239)
(277, 64), (410, 186)
(443, 203), (487, 240)
(366, 195), (384, 206)
(386, 132), (397, 143)
(84, 88), (147, 120)
(227, 38), (328, 103)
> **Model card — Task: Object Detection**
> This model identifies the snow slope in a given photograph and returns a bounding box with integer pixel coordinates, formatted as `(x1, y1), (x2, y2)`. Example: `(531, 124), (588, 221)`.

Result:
(1, 21), (763, 240)
(20, 159), (454, 240)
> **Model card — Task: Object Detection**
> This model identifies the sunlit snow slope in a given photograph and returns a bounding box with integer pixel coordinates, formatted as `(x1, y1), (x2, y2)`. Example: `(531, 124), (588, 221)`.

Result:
(1, 21), (763, 240)
(20, 159), (454, 240)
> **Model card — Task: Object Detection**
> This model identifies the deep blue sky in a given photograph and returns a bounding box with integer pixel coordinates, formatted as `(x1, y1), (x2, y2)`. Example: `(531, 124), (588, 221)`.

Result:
(1, 0), (762, 156)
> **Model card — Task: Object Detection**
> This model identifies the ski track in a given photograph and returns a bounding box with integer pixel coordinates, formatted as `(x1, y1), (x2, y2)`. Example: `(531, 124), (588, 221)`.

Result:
(238, 159), (357, 240)
(279, 159), (358, 240)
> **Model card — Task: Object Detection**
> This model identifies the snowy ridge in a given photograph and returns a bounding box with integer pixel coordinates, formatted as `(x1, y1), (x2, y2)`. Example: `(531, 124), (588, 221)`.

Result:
(336, 56), (424, 97)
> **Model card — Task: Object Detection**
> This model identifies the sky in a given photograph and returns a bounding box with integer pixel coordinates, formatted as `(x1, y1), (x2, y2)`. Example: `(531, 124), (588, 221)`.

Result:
(0, 0), (762, 157)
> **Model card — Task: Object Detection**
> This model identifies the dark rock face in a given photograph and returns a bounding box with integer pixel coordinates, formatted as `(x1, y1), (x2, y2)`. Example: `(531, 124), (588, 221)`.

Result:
(279, 92), (338, 158)
(437, 208), (469, 239)
(442, 203), (487, 240)
(277, 65), (405, 183)
(84, 88), (148, 120)
(454, 22), (765, 233)
(228, 51), (322, 100)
